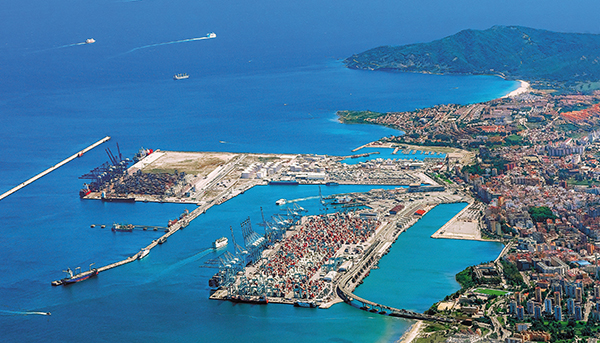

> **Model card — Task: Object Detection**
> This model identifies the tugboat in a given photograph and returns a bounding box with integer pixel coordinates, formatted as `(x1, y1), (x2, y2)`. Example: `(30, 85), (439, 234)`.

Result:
(173, 73), (189, 80)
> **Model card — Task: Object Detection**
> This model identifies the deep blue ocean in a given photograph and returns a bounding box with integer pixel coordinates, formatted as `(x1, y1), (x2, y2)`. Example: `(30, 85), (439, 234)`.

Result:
(3, 0), (597, 341)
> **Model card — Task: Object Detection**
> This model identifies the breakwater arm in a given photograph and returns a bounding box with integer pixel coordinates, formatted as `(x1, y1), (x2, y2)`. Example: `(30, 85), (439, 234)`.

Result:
(0, 136), (111, 201)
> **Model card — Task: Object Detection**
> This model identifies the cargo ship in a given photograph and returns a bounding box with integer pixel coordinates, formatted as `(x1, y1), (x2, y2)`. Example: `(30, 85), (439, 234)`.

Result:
(79, 183), (92, 197)
(112, 223), (134, 232)
(227, 295), (268, 304)
(294, 300), (317, 308)
(213, 237), (228, 249)
(101, 191), (135, 203)
(53, 265), (98, 286)
(173, 73), (189, 80)
(268, 180), (299, 186)
(133, 147), (154, 163)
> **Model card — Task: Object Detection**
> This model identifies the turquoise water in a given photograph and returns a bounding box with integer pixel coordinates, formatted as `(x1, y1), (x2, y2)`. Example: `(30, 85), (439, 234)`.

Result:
(0, 0), (528, 341)
(354, 203), (503, 312)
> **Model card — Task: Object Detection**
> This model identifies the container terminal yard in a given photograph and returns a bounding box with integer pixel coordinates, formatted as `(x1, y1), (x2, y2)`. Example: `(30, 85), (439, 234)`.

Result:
(55, 144), (477, 323)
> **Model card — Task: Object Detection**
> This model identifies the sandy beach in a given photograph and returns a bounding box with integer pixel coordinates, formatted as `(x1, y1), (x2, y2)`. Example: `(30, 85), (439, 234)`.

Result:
(397, 320), (424, 343)
(502, 80), (530, 98)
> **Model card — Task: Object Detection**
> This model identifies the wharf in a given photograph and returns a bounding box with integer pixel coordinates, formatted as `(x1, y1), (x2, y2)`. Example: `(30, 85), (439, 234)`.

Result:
(51, 201), (212, 286)
(1, 136), (111, 201)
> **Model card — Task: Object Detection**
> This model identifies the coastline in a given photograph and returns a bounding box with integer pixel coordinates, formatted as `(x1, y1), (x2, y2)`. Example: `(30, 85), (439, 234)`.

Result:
(397, 320), (424, 343)
(501, 80), (530, 98)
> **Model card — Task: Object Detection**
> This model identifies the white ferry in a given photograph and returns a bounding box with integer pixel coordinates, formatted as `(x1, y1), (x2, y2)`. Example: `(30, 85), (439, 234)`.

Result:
(213, 237), (228, 249)
(138, 248), (150, 260)
(173, 73), (189, 80)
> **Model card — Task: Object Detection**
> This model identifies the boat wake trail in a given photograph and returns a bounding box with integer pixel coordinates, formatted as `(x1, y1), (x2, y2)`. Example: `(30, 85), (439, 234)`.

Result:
(286, 196), (319, 203)
(30, 41), (91, 54)
(0, 310), (51, 316)
(122, 33), (216, 55)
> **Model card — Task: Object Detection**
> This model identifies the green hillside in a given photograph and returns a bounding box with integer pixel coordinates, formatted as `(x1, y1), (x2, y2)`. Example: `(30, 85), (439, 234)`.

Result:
(344, 26), (600, 86)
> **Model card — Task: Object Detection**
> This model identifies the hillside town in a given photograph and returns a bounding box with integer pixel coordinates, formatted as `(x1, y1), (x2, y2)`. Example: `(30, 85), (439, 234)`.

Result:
(369, 90), (600, 342)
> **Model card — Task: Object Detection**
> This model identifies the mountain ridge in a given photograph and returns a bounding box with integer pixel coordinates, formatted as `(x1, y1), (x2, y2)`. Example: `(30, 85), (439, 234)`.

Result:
(344, 26), (600, 87)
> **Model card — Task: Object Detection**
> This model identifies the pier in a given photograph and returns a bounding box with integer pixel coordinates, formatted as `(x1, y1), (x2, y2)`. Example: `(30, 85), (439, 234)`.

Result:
(0, 136), (111, 201)
(51, 200), (212, 286)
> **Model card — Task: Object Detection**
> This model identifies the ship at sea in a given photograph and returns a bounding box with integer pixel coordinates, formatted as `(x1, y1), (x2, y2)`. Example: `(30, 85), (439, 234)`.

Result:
(213, 237), (228, 249)
(85, 38), (95, 44)
(52, 264), (98, 286)
(173, 73), (189, 80)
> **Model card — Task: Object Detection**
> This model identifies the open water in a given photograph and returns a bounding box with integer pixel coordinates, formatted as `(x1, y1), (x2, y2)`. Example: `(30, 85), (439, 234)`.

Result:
(5, 0), (587, 341)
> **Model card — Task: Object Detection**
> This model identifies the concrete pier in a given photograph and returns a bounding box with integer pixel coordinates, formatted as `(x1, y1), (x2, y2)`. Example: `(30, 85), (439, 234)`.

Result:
(0, 136), (111, 201)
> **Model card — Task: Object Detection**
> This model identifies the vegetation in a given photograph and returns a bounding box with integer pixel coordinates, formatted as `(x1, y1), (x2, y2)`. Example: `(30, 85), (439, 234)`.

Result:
(455, 267), (476, 289)
(344, 26), (600, 87)
(336, 110), (386, 125)
(528, 206), (557, 223)
(500, 260), (525, 287)
(529, 319), (600, 340)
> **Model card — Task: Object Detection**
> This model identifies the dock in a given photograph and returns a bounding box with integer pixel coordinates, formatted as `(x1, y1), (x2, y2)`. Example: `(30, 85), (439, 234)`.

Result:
(51, 201), (212, 286)
(1, 136), (111, 201)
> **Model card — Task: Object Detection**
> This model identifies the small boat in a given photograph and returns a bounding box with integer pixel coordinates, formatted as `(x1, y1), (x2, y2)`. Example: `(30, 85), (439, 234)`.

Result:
(275, 199), (286, 206)
(207, 32), (217, 38)
(213, 237), (228, 249)
(85, 38), (95, 44)
(325, 182), (339, 186)
(157, 236), (167, 244)
(138, 248), (150, 260)
(173, 73), (189, 80)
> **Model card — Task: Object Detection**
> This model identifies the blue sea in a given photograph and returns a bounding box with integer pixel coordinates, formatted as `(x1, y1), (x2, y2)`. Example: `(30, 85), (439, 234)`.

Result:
(4, 0), (596, 341)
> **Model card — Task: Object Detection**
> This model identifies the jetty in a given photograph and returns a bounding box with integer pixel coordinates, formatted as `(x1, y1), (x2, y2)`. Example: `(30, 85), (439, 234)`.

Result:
(1, 136), (111, 201)
(51, 202), (210, 286)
